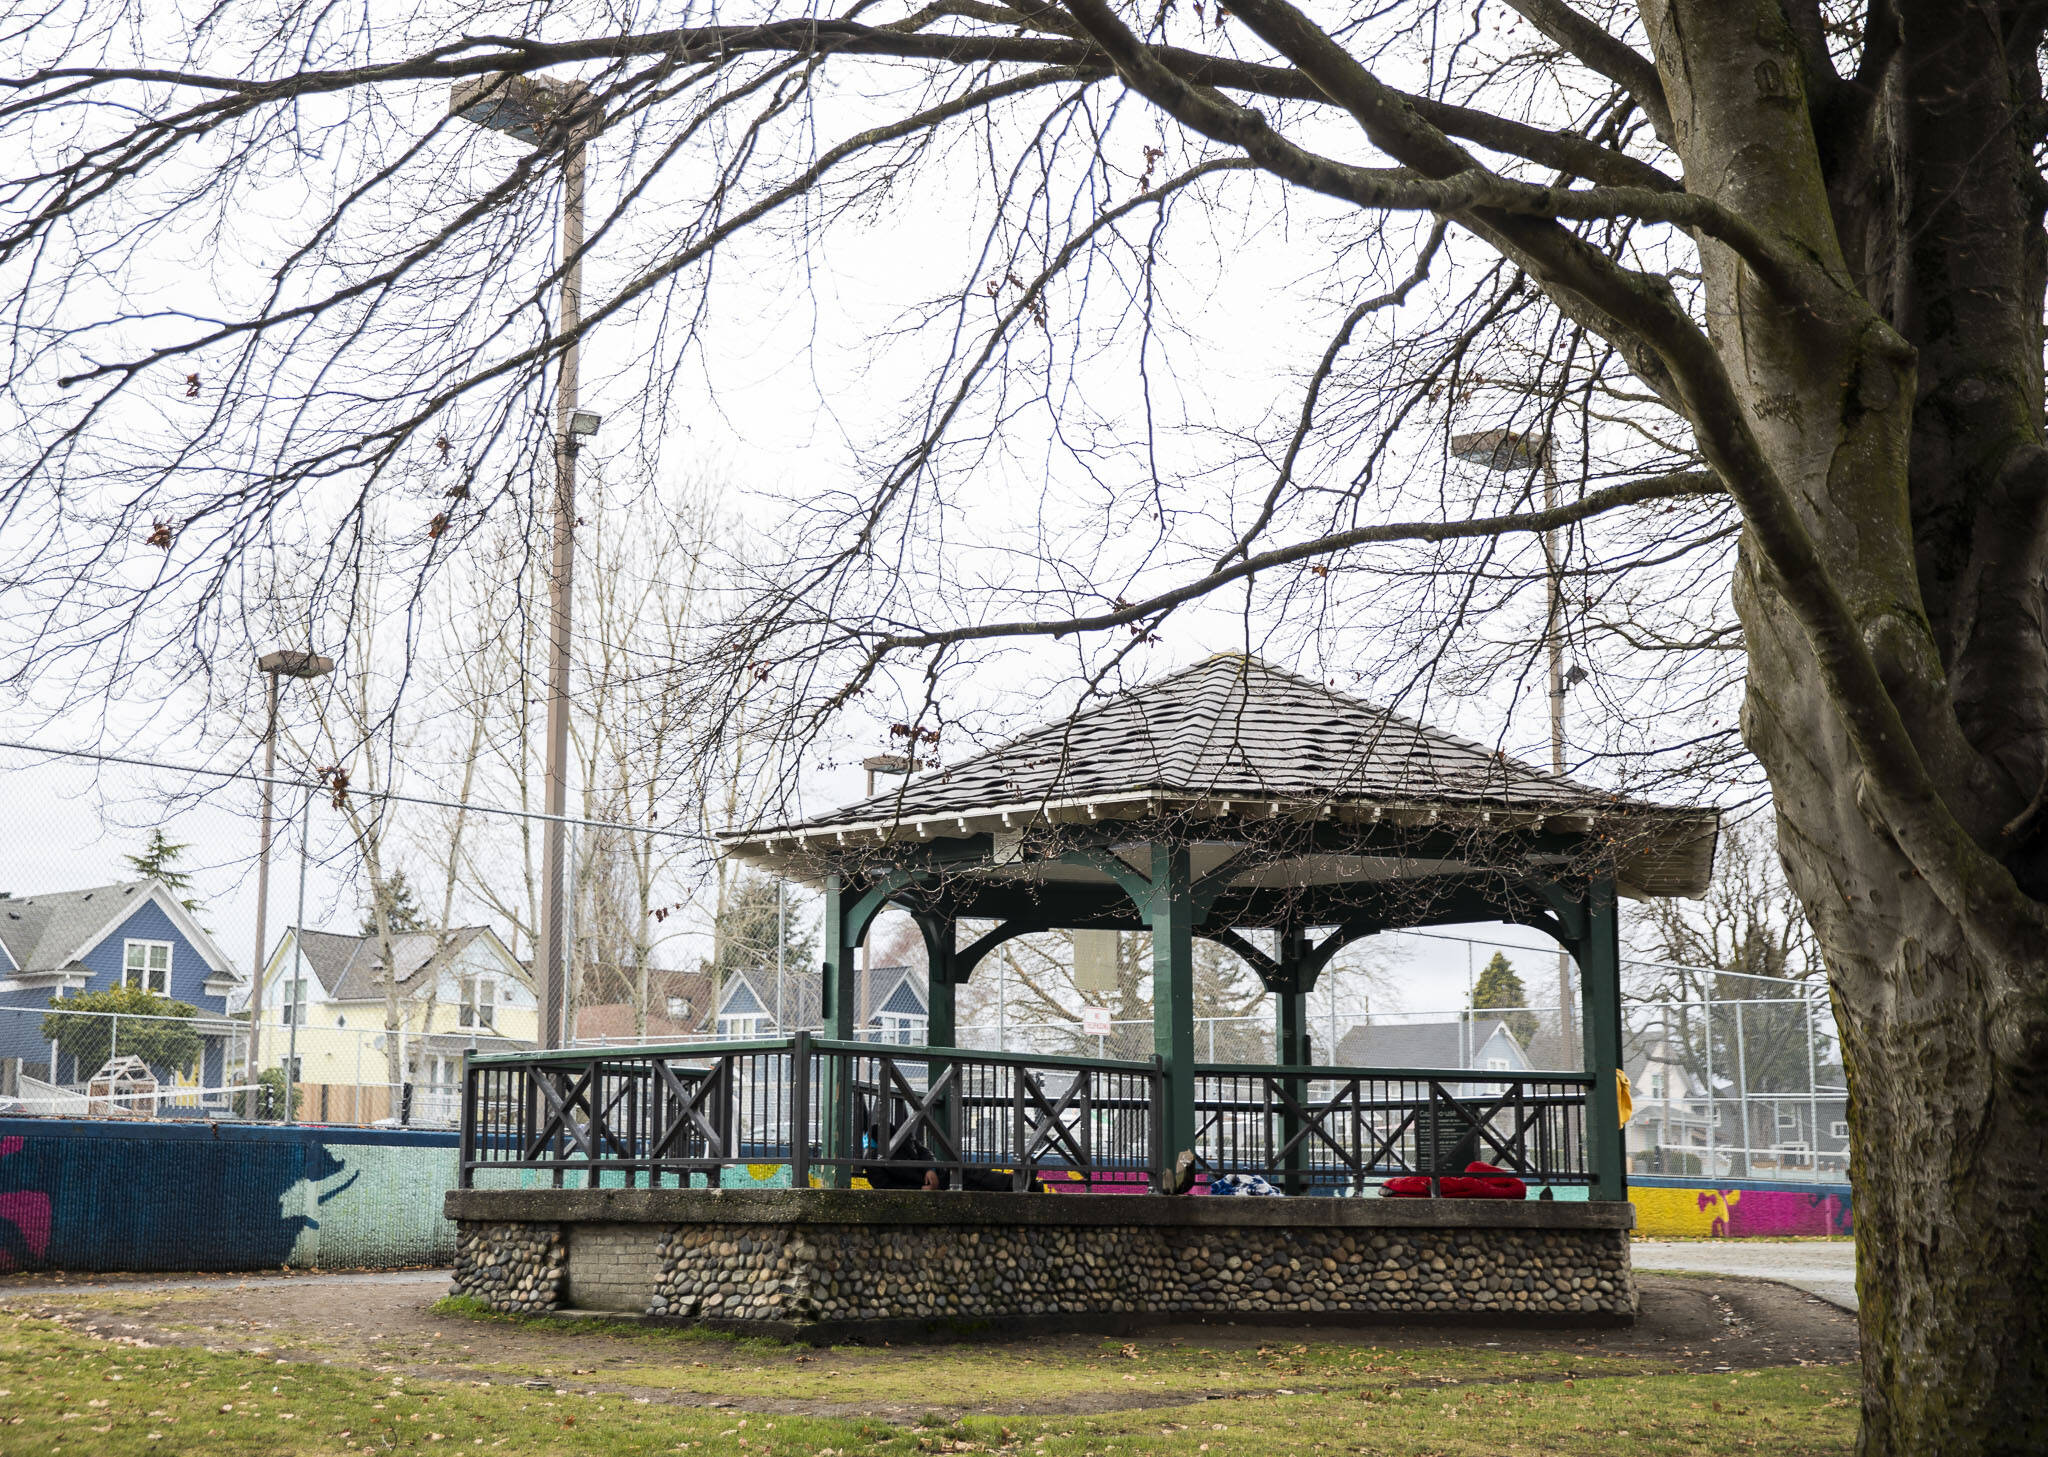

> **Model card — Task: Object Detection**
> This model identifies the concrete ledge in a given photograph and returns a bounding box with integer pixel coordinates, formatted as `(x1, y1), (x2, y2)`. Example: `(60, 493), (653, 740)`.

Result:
(445, 1186), (1634, 1231)
(535, 1306), (1637, 1345)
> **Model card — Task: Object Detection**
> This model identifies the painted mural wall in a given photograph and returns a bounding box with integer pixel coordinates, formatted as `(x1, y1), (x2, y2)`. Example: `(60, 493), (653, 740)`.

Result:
(1627, 1176), (1854, 1238)
(0, 1120), (1854, 1273)
(0, 1118), (464, 1271)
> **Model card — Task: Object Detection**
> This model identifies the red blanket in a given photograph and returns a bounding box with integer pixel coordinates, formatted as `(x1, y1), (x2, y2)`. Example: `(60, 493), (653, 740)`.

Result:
(1381, 1161), (1527, 1200)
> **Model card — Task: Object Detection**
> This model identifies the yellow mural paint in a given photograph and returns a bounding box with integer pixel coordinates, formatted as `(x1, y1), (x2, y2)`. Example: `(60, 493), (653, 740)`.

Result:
(746, 1163), (781, 1182)
(1632, 1185), (1740, 1237)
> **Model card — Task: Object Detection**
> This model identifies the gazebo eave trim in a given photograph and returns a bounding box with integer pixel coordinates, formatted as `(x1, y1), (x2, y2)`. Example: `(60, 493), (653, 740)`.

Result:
(721, 789), (1718, 893)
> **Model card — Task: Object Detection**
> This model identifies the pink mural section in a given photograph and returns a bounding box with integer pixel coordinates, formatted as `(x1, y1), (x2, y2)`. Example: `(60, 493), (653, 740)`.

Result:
(0, 1134), (51, 1270)
(1632, 1182), (1853, 1238)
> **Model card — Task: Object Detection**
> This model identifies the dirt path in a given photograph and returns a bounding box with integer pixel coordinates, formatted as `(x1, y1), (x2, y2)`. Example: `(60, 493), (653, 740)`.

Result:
(0, 1267), (1857, 1421)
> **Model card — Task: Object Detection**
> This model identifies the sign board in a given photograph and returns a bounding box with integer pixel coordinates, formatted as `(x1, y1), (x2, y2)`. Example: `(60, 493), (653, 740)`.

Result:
(1081, 1006), (1113, 1037)
(1071, 929), (1119, 992)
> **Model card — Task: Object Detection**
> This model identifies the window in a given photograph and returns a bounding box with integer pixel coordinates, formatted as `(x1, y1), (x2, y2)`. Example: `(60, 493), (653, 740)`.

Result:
(665, 996), (690, 1021)
(122, 940), (171, 993)
(281, 978), (309, 1025)
(459, 977), (496, 1029)
(718, 1014), (764, 1040)
(1486, 1057), (1510, 1073)
(1830, 1120), (1849, 1139)
(877, 1014), (926, 1046)
(1649, 1073), (1667, 1100)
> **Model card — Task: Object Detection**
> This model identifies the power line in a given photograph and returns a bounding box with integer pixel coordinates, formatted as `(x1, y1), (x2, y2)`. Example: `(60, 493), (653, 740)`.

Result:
(0, 737), (694, 840)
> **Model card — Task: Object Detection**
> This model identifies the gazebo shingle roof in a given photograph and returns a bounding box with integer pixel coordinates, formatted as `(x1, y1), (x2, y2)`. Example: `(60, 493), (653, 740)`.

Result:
(727, 657), (1717, 898)
(767, 656), (1650, 823)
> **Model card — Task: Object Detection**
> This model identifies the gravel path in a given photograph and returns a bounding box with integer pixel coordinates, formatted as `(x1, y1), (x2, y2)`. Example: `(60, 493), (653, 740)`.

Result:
(0, 1268), (450, 1298)
(1633, 1239), (1858, 1310)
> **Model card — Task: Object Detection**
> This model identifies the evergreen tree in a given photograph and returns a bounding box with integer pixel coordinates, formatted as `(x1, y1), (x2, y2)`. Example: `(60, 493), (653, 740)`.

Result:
(361, 869), (426, 936)
(1471, 952), (1539, 1048)
(123, 829), (203, 915)
(708, 874), (817, 984)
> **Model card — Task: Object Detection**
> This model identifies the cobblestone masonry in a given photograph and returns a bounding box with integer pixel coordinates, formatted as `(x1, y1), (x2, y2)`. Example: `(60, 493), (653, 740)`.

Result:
(448, 1190), (1635, 1330)
(453, 1220), (565, 1314)
(644, 1222), (1632, 1322)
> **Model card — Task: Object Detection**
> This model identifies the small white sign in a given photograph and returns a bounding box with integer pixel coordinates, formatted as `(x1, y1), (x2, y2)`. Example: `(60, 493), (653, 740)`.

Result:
(1081, 1007), (1113, 1037)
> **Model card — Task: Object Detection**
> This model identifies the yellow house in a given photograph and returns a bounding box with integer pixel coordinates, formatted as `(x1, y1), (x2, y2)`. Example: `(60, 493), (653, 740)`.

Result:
(246, 924), (537, 1125)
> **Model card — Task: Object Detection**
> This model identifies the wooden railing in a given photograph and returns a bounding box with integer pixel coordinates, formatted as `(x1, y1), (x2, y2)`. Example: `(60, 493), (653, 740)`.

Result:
(458, 1037), (1593, 1193)
(458, 1033), (1161, 1191)
(1195, 1064), (1596, 1193)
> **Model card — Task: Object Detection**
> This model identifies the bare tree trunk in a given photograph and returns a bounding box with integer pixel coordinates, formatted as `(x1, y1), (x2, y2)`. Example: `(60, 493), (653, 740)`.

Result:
(1642, 6), (2048, 1446)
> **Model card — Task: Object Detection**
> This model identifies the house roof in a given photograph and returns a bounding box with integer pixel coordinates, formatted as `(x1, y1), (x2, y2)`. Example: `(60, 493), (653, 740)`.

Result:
(284, 925), (527, 1001)
(1335, 1018), (1526, 1071)
(719, 975), (769, 1017)
(723, 656), (1719, 898)
(871, 967), (929, 1019)
(572, 970), (718, 1043)
(0, 880), (239, 983)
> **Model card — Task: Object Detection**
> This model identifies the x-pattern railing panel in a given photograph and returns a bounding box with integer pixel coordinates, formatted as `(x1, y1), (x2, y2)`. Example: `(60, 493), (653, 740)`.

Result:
(462, 1042), (1588, 1191)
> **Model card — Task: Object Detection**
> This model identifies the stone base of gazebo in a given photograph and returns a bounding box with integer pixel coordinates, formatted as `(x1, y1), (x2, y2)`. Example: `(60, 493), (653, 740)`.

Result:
(443, 1188), (1636, 1341)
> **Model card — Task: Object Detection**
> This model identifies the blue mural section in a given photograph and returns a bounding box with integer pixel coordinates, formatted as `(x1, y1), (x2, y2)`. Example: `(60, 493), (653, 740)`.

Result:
(0, 1119), (463, 1272)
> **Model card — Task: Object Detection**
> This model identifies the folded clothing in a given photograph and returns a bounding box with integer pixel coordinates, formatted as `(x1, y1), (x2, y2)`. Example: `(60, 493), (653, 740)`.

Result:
(1380, 1161), (1527, 1200)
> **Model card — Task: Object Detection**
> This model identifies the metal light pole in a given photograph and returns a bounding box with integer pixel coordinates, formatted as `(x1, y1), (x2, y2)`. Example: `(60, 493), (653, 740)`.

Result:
(285, 785), (312, 1124)
(247, 649), (332, 1114)
(1450, 428), (1577, 1067)
(451, 73), (604, 1048)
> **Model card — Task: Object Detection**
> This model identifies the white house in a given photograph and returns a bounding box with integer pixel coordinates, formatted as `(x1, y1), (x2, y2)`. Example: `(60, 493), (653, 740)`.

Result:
(246, 924), (537, 1124)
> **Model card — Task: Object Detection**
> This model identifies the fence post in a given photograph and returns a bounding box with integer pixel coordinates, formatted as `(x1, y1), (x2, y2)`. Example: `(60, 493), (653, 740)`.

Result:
(1734, 1001), (1751, 1178)
(1807, 992), (1823, 1182)
(790, 1031), (811, 1191)
(458, 1049), (475, 1189)
(1148, 1055), (1165, 1193)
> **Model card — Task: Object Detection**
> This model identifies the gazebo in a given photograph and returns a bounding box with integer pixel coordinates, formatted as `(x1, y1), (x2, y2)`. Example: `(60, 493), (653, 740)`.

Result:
(722, 655), (1718, 1201)
(447, 656), (1718, 1336)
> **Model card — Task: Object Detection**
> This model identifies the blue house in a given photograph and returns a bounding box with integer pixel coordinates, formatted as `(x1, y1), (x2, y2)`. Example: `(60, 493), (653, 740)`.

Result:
(0, 880), (244, 1102)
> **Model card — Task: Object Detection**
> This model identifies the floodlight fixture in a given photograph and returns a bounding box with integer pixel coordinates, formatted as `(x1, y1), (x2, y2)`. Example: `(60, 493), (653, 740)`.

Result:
(257, 649), (334, 679)
(568, 410), (603, 438)
(449, 73), (583, 147)
(1449, 428), (1550, 472)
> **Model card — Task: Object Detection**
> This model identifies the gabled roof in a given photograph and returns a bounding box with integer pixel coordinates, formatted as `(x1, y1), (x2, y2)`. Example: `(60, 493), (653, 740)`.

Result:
(871, 967), (930, 1020)
(573, 969), (718, 1042)
(1335, 1017), (1528, 1071)
(717, 974), (769, 1018)
(724, 656), (1718, 897)
(0, 880), (239, 984)
(281, 925), (527, 1001)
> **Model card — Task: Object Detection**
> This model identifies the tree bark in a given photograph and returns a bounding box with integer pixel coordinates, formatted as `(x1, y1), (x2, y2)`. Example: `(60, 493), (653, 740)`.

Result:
(1641, 4), (2048, 1451)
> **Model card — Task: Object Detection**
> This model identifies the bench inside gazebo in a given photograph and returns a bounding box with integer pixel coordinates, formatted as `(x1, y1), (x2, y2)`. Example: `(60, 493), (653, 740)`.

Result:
(446, 657), (1717, 1337)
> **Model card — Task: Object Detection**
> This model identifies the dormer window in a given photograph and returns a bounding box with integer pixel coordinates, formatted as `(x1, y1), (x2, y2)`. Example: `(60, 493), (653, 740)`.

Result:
(665, 996), (689, 1020)
(123, 940), (171, 994)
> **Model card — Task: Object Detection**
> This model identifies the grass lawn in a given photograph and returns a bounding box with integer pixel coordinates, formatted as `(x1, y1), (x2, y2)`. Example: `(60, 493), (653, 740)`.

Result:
(429, 1295), (1695, 1406)
(0, 1306), (1859, 1456)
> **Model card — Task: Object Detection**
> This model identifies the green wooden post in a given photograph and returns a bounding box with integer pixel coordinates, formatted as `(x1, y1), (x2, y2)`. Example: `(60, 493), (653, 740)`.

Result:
(1273, 926), (1311, 1194)
(917, 915), (958, 1162)
(820, 874), (856, 1185)
(1147, 844), (1196, 1183)
(920, 914), (957, 1050)
(1579, 876), (1628, 1202)
(822, 873), (857, 1040)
